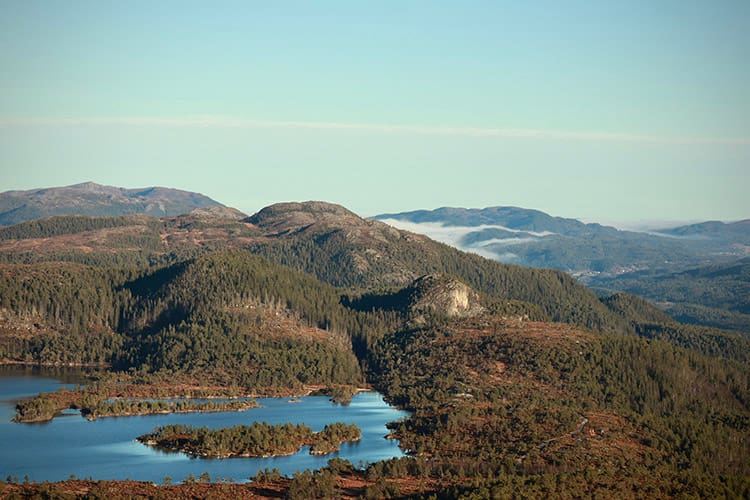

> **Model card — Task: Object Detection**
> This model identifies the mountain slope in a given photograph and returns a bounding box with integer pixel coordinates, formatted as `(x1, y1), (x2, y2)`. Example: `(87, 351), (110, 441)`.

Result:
(246, 202), (632, 333)
(0, 182), (223, 225)
(0, 250), (371, 389)
(0, 209), (257, 268)
(370, 314), (750, 496)
(593, 258), (750, 335)
(3, 200), (746, 345)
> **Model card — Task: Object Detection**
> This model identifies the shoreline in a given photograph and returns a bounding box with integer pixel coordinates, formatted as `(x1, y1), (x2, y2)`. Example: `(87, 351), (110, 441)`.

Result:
(11, 376), (376, 424)
(85, 401), (259, 421)
(137, 423), (362, 459)
(0, 359), (110, 368)
(13, 400), (260, 424)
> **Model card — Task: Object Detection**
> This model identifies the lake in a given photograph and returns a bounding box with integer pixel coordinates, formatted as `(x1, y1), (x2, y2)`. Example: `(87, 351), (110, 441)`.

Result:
(0, 366), (409, 484)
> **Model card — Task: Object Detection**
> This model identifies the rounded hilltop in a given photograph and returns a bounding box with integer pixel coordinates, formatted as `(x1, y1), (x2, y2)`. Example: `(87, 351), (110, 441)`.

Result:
(246, 201), (363, 234)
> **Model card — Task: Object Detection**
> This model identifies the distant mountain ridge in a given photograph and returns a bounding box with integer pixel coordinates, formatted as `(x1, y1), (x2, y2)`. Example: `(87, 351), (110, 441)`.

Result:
(0, 182), (222, 225)
(374, 206), (749, 275)
(376, 206), (616, 237)
(656, 219), (750, 240)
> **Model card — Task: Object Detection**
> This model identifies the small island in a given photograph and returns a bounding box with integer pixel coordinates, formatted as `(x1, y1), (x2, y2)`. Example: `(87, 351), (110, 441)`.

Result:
(137, 421), (361, 458)
(13, 383), (257, 423)
(83, 398), (258, 421)
(309, 385), (359, 405)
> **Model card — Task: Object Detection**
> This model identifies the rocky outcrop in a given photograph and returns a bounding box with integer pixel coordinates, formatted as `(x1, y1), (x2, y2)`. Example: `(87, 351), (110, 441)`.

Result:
(407, 274), (485, 322)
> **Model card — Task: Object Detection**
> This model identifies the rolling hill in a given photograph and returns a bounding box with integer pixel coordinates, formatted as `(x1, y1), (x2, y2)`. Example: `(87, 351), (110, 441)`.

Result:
(0, 182), (223, 225)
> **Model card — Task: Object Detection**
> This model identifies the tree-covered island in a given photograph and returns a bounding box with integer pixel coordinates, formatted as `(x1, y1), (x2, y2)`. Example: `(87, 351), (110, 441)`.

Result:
(137, 422), (361, 458)
(13, 379), (258, 423)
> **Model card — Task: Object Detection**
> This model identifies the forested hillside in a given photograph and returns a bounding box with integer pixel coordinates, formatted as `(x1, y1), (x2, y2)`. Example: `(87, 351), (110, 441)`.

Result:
(600, 292), (750, 363)
(0, 262), (133, 364)
(2, 204), (747, 372)
(115, 250), (394, 388)
(0, 250), (398, 391)
(368, 315), (750, 497)
(594, 258), (750, 335)
(247, 202), (637, 334)
(0, 204), (632, 335)
(2, 199), (749, 497)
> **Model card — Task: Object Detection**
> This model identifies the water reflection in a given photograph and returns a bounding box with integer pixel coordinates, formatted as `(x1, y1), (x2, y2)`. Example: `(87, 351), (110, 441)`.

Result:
(0, 366), (408, 483)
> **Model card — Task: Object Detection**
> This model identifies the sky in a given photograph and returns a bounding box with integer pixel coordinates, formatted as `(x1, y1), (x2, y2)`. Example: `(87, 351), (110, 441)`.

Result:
(0, 1), (748, 223)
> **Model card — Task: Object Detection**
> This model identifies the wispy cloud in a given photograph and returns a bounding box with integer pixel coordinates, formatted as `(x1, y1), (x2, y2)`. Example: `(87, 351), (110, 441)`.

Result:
(377, 218), (551, 263)
(378, 218), (551, 263)
(1, 116), (748, 145)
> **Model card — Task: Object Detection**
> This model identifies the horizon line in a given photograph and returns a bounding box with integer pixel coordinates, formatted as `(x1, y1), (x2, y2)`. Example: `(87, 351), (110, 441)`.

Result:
(1, 115), (749, 145)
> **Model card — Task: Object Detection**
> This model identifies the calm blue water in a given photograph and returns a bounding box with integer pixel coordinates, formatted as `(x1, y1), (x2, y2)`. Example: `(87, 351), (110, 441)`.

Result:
(0, 366), (409, 483)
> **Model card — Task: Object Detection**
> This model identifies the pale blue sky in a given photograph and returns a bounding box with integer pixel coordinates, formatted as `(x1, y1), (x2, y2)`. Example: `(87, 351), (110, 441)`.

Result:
(1, 1), (748, 222)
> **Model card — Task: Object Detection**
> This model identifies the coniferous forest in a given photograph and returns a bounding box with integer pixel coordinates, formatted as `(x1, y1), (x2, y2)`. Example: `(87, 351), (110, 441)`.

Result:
(0, 207), (748, 498)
